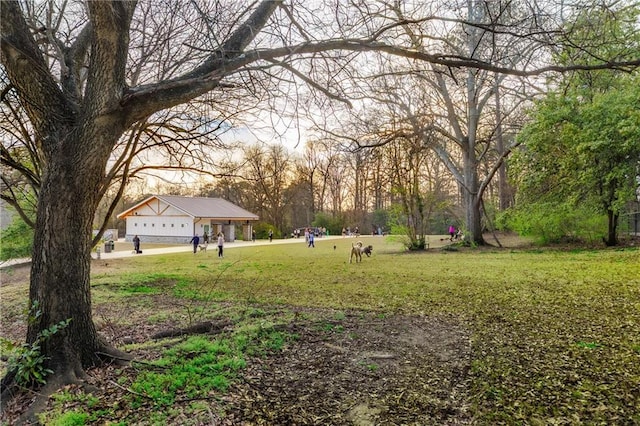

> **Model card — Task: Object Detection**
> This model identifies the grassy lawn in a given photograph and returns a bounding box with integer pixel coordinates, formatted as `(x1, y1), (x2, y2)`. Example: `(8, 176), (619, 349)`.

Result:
(1, 235), (639, 424)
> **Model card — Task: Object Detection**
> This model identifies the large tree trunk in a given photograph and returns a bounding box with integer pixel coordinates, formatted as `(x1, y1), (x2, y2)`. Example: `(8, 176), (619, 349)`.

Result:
(29, 173), (97, 374)
(464, 60), (485, 245)
(462, 148), (485, 245)
(27, 128), (124, 381)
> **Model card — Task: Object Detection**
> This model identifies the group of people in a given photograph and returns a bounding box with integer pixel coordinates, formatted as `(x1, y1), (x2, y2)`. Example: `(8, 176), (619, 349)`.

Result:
(190, 232), (225, 257)
(292, 227), (327, 239)
(341, 226), (360, 237)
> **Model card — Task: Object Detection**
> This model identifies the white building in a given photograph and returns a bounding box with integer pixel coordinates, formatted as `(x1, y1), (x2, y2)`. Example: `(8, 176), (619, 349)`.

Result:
(117, 195), (259, 244)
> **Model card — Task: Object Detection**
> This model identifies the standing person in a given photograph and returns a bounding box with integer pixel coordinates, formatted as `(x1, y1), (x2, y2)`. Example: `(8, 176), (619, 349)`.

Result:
(190, 234), (200, 253)
(308, 230), (315, 248)
(133, 235), (141, 254)
(449, 225), (456, 241)
(268, 229), (273, 242)
(203, 231), (209, 244)
(217, 232), (224, 258)
(252, 229), (256, 242)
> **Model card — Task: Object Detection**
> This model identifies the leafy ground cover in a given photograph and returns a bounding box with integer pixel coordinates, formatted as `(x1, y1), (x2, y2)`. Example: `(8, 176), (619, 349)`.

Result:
(1, 234), (639, 424)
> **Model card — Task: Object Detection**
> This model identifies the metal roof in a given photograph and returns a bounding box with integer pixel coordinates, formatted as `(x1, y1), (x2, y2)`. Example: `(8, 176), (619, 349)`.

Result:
(117, 195), (259, 221)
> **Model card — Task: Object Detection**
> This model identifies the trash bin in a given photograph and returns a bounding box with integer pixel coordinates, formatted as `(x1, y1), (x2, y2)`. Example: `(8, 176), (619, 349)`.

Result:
(104, 242), (112, 253)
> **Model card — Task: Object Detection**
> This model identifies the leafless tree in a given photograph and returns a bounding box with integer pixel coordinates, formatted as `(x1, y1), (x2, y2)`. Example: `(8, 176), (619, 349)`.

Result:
(242, 143), (293, 234)
(0, 76), (39, 227)
(1, 0), (252, 242)
(304, 0), (577, 244)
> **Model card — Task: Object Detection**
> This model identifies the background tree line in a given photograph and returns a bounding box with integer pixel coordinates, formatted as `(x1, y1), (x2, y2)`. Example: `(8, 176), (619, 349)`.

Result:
(90, 136), (461, 243)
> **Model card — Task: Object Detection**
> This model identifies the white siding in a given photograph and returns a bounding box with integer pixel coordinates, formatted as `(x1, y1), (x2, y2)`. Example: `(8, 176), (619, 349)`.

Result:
(126, 216), (192, 238)
(125, 198), (193, 241)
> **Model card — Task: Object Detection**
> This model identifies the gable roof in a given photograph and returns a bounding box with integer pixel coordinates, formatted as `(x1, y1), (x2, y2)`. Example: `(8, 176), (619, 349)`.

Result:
(117, 195), (259, 221)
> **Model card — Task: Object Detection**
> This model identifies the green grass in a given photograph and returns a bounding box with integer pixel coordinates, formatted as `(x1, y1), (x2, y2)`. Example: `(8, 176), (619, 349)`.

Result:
(128, 336), (243, 407)
(97, 237), (640, 422)
(4, 236), (640, 423)
(40, 313), (297, 424)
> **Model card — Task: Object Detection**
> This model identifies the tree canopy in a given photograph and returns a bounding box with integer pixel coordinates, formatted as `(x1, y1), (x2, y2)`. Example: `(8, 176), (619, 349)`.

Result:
(513, 76), (640, 244)
(511, 5), (640, 245)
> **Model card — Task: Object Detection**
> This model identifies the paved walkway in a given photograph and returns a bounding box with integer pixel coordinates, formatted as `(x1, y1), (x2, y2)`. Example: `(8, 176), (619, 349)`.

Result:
(96, 236), (345, 260)
(1, 235), (349, 269)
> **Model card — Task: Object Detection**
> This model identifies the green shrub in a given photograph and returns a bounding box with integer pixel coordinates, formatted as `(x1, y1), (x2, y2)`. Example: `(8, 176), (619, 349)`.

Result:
(39, 391), (104, 425)
(0, 217), (34, 260)
(252, 221), (279, 239)
(388, 224), (427, 250)
(312, 211), (344, 236)
(1, 302), (71, 386)
(497, 202), (607, 245)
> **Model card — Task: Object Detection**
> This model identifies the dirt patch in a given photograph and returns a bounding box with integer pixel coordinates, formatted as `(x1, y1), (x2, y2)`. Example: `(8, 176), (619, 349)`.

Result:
(222, 310), (472, 425)
(87, 301), (473, 424)
(0, 262), (31, 287)
(1, 299), (472, 425)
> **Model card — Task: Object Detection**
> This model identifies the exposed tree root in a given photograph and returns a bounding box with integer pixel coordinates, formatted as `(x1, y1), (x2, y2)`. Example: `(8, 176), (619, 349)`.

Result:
(14, 366), (84, 424)
(1, 342), (132, 423)
(150, 320), (232, 339)
(0, 370), (19, 415)
(96, 342), (133, 366)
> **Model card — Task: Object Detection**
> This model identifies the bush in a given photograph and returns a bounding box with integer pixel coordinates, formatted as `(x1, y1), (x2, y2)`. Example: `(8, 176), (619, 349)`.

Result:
(252, 222), (278, 240)
(312, 212), (344, 236)
(48, 411), (89, 426)
(389, 224), (427, 250)
(497, 202), (607, 245)
(1, 302), (71, 386)
(0, 217), (34, 260)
